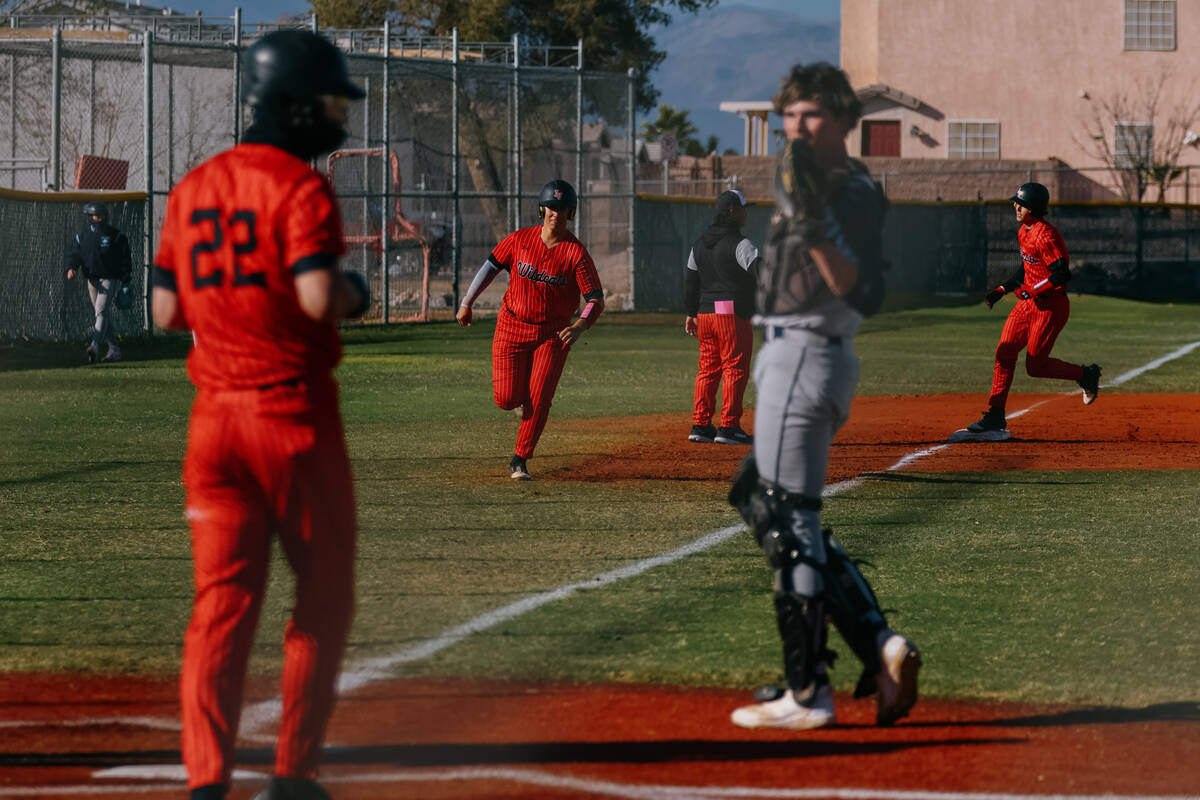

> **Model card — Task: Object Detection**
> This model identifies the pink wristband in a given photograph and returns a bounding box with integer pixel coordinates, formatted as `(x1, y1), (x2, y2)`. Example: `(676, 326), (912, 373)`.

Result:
(581, 301), (597, 320)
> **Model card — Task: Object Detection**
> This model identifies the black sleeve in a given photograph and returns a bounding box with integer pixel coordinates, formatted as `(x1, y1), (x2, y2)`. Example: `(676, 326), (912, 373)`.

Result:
(289, 252), (337, 275)
(583, 289), (604, 302)
(117, 232), (133, 281)
(487, 252), (509, 272)
(684, 268), (700, 316)
(1000, 267), (1025, 293)
(152, 264), (177, 292)
(1047, 257), (1070, 287)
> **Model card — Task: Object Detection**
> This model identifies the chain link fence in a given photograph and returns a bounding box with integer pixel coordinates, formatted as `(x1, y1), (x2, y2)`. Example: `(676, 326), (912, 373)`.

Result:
(0, 14), (637, 341)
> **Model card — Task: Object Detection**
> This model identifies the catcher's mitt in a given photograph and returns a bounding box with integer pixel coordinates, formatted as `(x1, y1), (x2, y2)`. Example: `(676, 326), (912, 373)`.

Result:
(774, 139), (827, 242)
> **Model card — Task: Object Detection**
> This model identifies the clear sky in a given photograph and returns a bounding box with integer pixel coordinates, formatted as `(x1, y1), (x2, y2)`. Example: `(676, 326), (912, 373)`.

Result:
(177, 0), (840, 22)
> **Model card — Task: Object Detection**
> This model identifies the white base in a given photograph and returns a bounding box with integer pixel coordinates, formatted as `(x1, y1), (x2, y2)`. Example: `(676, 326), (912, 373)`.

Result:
(947, 428), (1011, 443)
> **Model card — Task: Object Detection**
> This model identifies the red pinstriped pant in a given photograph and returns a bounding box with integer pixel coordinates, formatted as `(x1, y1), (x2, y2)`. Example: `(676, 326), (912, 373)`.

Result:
(989, 291), (1083, 409)
(493, 308), (571, 458)
(694, 312), (753, 428)
(180, 379), (356, 790)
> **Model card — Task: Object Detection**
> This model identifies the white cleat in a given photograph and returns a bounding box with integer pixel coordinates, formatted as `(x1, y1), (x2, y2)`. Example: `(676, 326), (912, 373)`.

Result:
(876, 633), (921, 726)
(731, 683), (836, 730)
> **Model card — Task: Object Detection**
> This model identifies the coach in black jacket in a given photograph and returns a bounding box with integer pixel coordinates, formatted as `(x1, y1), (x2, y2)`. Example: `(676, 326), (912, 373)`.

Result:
(684, 189), (761, 445)
(66, 201), (132, 363)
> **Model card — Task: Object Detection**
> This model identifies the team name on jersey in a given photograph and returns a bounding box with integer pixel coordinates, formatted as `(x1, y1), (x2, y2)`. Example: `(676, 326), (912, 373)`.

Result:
(1021, 250), (1039, 265)
(516, 260), (567, 286)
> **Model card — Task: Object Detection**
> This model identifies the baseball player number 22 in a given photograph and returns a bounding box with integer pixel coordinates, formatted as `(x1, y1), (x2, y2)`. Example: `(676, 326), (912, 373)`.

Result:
(189, 208), (264, 287)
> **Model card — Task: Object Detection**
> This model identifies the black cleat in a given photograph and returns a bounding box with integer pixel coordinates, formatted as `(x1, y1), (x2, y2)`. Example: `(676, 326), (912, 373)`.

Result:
(687, 424), (717, 443)
(509, 454), (532, 480)
(252, 777), (332, 800)
(715, 426), (753, 445)
(1078, 363), (1101, 405)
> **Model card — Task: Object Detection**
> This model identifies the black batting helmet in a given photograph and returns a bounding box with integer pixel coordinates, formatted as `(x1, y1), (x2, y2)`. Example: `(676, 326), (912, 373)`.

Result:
(1010, 182), (1049, 216)
(82, 201), (108, 220)
(242, 30), (365, 109)
(537, 179), (577, 220)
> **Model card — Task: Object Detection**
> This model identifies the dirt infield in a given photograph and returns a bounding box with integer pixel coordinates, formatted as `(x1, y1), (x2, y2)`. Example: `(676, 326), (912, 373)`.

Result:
(560, 393), (1200, 484)
(3, 393), (1199, 799)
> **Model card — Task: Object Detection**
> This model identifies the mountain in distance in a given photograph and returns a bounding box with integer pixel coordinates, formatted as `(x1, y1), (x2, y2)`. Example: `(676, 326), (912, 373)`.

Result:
(647, 4), (839, 156)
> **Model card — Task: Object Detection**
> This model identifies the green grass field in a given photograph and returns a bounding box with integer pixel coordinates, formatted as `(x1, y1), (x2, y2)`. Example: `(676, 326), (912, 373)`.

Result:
(1, 295), (1198, 706)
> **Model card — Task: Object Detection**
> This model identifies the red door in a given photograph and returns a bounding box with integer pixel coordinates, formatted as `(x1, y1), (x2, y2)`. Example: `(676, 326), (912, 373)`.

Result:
(861, 120), (901, 157)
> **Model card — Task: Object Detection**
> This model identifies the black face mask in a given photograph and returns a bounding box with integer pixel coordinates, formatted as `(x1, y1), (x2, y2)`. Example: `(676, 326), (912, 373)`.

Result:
(243, 99), (348, 160)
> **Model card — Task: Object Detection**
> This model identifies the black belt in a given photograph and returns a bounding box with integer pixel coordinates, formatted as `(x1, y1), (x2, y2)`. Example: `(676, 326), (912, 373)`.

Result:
(767, 326), (842, 345)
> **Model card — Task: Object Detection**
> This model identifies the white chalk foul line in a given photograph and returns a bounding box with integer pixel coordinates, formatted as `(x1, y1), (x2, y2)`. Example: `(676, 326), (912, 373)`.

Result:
(1105, 340), (1200, 387)
(75, 765), (1200, 800)
(239, 523), (748, 733)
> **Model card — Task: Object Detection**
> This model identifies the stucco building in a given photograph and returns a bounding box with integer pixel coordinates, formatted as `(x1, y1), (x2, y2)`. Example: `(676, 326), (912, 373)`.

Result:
(842, 0), (1200, 200)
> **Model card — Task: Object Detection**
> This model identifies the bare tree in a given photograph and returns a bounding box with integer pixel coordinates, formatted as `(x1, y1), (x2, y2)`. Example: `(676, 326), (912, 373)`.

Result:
(1079, 72), (1200, 202)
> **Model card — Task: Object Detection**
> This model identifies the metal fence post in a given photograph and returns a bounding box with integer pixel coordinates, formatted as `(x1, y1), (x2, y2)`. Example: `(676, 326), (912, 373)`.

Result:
(9, 50), (17, 188)
(512, 33), (521, 231)
(50, 26), (61, 189)
(144, 29), (154, 331)
(451, 27), (460, 308)
(88, 58), (95, 155)
(627, 66), (635, 310)
(575, 37), (583, 237)
(380, 19), (391, 324)
(233, 7), (242, 145)
(166, 63), (174, 185)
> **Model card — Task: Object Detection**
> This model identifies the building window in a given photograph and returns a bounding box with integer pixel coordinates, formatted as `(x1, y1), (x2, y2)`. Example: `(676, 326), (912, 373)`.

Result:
(1114, 122), (1153, 167)
(1124, 0), (1175, 51)
(948, 121), (1000, 159)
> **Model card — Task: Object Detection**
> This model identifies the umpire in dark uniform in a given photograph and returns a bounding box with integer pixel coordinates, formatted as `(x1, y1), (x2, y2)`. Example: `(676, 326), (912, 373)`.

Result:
(684, 188), (760, 445)
(66, 201), (133, 363)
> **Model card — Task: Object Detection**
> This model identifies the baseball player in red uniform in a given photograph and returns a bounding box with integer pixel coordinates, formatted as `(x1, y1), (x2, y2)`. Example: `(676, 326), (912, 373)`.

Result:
(456, 179), (604, 480)
(151, 31), (369, 800)
(685, 189), (760, 446)
(953, 182), (1101, 442)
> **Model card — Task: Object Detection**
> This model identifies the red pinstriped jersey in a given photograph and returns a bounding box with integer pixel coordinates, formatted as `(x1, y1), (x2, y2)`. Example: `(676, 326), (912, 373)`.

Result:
(1017, 219), (1069, 288)
(488, 226), (602, 325)
(154, 144), (346, 391)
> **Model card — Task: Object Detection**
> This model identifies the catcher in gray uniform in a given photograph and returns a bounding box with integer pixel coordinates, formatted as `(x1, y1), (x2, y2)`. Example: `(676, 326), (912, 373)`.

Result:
(728, 62), (920, 730)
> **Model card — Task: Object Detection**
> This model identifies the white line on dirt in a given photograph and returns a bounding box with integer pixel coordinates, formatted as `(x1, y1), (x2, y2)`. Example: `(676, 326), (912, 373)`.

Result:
(66, 765), (1200, 800)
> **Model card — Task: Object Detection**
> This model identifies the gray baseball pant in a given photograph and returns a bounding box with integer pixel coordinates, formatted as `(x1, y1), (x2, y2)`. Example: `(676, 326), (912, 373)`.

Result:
(752, 327), (859, 595)
(87, 278), (120, 351)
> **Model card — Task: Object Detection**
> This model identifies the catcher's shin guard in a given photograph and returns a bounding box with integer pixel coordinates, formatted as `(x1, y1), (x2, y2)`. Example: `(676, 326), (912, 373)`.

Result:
(774, 591), (827, 694)
(822, 528), (889, 693)
(761, 510), (828, 695)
